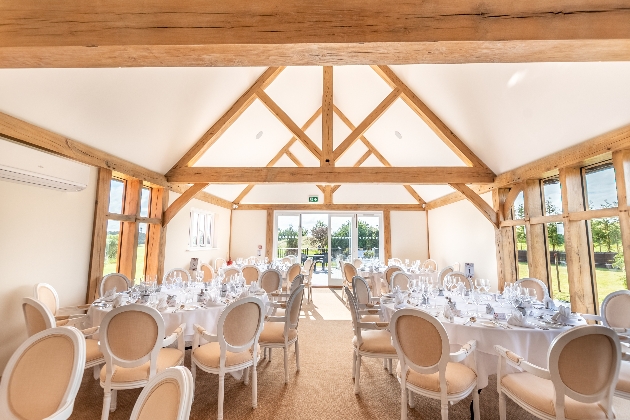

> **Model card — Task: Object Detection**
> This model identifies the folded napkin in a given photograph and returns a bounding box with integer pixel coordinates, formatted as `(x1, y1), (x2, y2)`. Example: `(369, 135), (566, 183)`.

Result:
(393, 287), (405, 307)
(103, 288), (117, 302)
(394, 302), (411, 310)
(485, 303), (495, 315)
(443, 305), (454, 323)
(543, 296), (557, 310)
(112, 294), (124, 308)
(552, 305), (574, 324)
(507, 312), (533, 328)
(157, 296), (168, 312)
(249, 281), (260, 294)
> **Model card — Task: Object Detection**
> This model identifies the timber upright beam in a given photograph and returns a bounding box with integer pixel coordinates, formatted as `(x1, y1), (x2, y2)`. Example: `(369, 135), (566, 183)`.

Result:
(523, 179), (551, 290)
(560, 167), (597, 314)
(87, 168), (112, 302)
(146, 187), (169, 282)
(383, 210), (392, 262)
(118, 178), (141, 280)
(266, 209), (274, 261)
(493, 188), (517, 291)
(613, 149), (630, 283)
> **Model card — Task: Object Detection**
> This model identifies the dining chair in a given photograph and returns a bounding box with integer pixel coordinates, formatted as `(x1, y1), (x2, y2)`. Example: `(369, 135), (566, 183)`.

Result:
(241, 264), (261, 285)
(99, 304), (185, 420)
(392, 258), (403, 266)
(222, 267), (241, 282)
(346, 286), (397, 394)
(515, 278), (550, 301)
(352, 276), (382, 323)
(260, 284), (305, 383)
(391, 271), (411, 291)
(391, 308), (479, 420)
(282, 256), (292, 265)
(34, 282), (91, 324)
(353, 258), (363, 269)
(129, 366), (194, 420)
(260, 269), (283, 294)
(437, 266), (453, 288)
(215, 258), (227, 271)
(0, 327), (86, 420)
(384, 265), (404, 293)
(581, 290), (630, 332)
(421, 259), (438, 271)
(283, 263), (302, 292)
(445, 272), (473, 290)
(199, 263), (215, 281)
(301, 257), (313, 276)
(99, 273), (131, 298)
(191, 297), (265, 420)
(270, 275), (304, 317)
(341, 262), (358, 304)
(163, 268), (192, 284)
(616, 359), (630, 400)
(495, 325), (620, 420)
(301, 258), (315, 304)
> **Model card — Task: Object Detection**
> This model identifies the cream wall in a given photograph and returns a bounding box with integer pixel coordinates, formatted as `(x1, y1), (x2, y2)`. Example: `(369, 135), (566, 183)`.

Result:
(164, 193), (232, 272)
(230, 210), (268, 260)
(0, 168), (98, 371)
(390, 211), (429, 263)
(428, 192), (498, 289)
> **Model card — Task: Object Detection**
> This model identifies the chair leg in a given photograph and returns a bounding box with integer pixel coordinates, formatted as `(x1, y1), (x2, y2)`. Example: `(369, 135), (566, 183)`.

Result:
(441, 402), (448, 420)
(408, 390), (416, 408)
(352, 351), (357, 379)
(101, 387), (112, 420)
(472, 385), (480, 419)
(269, 348), (272, 361)
(191, 361), (197, 382)
(110, 389), (117, 411)
(383, 358), (387, 370)
(244, 366), (250, 385)
(252, 363), (258, 409)
(284, 347), (289, 383)
(93, 364), (100, 380)
(218, 373), (225, 420)
(295, 339), (300, 371)
(388, 358), (393, 374)
(400, 380), (407, 420)
(499, 391), (506, 420)
(354, 354), (361, 394)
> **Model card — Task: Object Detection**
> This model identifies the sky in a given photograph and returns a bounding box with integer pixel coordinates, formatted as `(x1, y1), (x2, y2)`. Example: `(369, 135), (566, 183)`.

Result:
(106, 180), (150, 233)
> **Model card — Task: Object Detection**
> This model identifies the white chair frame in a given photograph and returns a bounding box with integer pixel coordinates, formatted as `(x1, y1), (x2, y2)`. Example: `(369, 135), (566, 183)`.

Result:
(260, 269), (283, 294)
(284, 263), (302, 290)
(515, 277), (550, 301)
(281, 256), (292, 265)
(301, 258), (315, 304)
(353, 258), (363, 269)
(341, 262), (358, 304)
(214, 258), (227, 271)
(222, 266), (242, 282)
(445, 271), (473, 290)
(191, 297), (265, 420)
(421, 259), (438, 271)
(99, 304), (184, 420)
(496, 325), (621, 420)
(0, 327), (86, 420)
(34, 282), (90, 321)
(582, 290), (630, 331)
(198, 263), (215, 281)
(384, 265), (404, 292)
(99, 273), (132, 298)
(163, 268), (192, 284)
(391, 271), (411, 291)
(241, 264), (261, 285)
(352, 276), (381, 309)
(437, 266), (453, 288)
(390, 308), (479, 420)
(129, 366), (194, 420)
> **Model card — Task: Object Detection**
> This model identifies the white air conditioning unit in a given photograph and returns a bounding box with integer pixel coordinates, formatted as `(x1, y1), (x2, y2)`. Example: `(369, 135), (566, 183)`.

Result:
(0, 138), (90, 192)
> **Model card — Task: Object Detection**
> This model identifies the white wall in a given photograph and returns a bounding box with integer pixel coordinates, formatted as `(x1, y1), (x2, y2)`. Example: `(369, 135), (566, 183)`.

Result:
(428, 192), (498, 289)
(164, 193), (232, 271)
(230, 210), (268, 260)
(390, 211), (429, 262)
(0, 168), (98, 371)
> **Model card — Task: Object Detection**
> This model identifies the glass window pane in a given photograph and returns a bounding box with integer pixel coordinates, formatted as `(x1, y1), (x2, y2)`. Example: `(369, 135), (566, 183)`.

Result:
(206, 216), (213, 247)
(543, 178), (562, 215)
(140, 188), (151, 218)
(277, 215), (300, 258)
(135, 223), (148, 279)
(357, 216), (380, 261)
(198, 213), (205, 245)
(104, 220), (121, 275)
(547, 222), (569, 303)
(590, 216), (625, 306)
(108, 179), (125, 214)
(585, 164), (618, 210)
(190, 211), (198, 247)
(515, 225), (528, 278)
(513, 191), (525, 219)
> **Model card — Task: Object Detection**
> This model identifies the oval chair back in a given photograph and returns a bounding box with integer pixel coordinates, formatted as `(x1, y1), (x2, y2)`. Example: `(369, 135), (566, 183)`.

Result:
(286, 284), (305, 335)
(129, 366), (194, 420)
(199, 263), (215, 281)
(421, 259), (438, 272)
(352, 276), (372, 306)
(437, 266), (453, 288)
(343, 263), (358, 286)
(99, 273), (131, 298)
(515, 277), (550, 302)
(163, 268), (191, 284)
(446, 271), (472, 290)
(600, 290), (630, 329)
(22, 297), (56, 337)
(217, 298), (265, 368)
(214, 258), (226, 271)
(33, 283), (60, 316)
(391, 258), (403, 266)
(222, 267), (241, 282)
(391, 271), (411, 291)
(286, 263), (302, 287)
(241, 265), (261, 285)
(384, 266), (403, 289)
(303, 258), (313, 273)
(260, 269), (282, 293)
(281, 256), (292, 265)
(353, 259), (363, 269)
(0, 327), (86, 420)
(548, 325), (621, 417)
(288, 274), (304, 296)
(344, 287), (362, 342)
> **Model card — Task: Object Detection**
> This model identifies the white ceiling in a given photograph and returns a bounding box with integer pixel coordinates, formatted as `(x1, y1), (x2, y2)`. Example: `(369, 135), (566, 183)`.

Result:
(1, 63), (630, 204)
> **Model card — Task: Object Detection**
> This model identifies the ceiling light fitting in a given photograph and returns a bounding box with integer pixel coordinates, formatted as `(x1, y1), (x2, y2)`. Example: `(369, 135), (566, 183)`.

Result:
(394, 131), (402, 139)
(256, 131), (263, 139)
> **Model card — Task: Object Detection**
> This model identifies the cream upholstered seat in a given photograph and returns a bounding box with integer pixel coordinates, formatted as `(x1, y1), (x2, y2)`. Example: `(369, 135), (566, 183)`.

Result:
(383, 265), (403, 294)
(445, 272), (473, 290)
(22, 297), (104, 377)
(129, 366), (194, 420)
(421, 259), (438, 271)
(391, 271), (411, 291)
(222, 267), (241, 282)
(515, 278), (550, 302)
(99, 273), (131, 299)
(437, 266), (453, 288)
(191, 297), (265, 420)
(214, 258), (227, 271)
(582, 290), (630, 332)
(99, 304), (185, 420)
(301, 258), (314, 303)
(495, 325), (621, 420)
(34, 282), (91, 324)
(199, 263), (215, 281)
(0, 327), (86, 420)
(241, 265), (261, 285)
(260, 284), (305, 383)
(353, 276), (382, 323)
(346, 286), (397, 394)
(390, 308), (479, 420)
(260, 269), (283, 294)
(341, 262), (358, 304)
(163, 268), (191, 283)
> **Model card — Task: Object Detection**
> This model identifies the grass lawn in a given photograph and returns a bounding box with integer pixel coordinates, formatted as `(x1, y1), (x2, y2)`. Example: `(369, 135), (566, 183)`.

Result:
(103, 244), (146, 282)
(518, 262), (627, 306)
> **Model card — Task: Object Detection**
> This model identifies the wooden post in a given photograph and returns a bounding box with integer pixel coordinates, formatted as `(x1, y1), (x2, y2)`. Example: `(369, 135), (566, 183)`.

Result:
(493, 188), (517, 291)
(560, 167), (597, 314)
(613, 149), (630, 283)
(266, 209), (274, 261)
(146, 187), (168, 282)
(383, 210), (391, 262)
(523, 179), (551, 289)
(118, 178), (141, 280)
(322, 66), (334, 167)
(86, 168), (111, 303)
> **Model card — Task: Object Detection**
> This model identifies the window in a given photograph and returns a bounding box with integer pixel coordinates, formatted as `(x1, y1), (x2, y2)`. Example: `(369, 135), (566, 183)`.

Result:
(108, 179), (125, 214)
(135, 223), (148, 276)
(140, 187), (150, 218)
(189, 208), (214, 249)
(104, 220), (121, 276)
(511, 191), (528, 278)
(543, 177), (568, 301)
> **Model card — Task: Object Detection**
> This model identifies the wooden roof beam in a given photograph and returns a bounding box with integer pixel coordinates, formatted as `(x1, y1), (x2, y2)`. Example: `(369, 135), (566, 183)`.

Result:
(162, 183), (209, 226)
(450, 183), (498, 228)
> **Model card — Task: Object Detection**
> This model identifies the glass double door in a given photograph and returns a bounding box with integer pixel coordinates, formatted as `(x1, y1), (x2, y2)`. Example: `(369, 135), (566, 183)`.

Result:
(275, 212), (382, 286)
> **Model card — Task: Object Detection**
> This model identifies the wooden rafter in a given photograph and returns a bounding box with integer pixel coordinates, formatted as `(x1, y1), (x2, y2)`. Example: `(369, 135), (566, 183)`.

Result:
(449, 183), (498, 228)
(502, 183), (525, 220)
(372, 65), (491, 171)
(322, 67), (334, 167)
(168, 166), (495, 184)
(167, 67), (284, 173)
(2, 2), (630, 67)
(162, 183), (209, 227)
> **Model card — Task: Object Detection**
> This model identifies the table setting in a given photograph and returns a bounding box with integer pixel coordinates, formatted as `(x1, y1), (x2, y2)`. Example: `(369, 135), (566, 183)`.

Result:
(358, 259), (437, 296)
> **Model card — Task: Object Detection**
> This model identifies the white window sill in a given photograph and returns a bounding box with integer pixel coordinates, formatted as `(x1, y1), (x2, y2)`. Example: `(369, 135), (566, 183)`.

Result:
(186, 247), (219, 252)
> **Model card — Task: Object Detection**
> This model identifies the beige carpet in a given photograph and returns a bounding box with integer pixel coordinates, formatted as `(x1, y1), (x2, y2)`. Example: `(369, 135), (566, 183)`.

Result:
(70, 289), (630, 419)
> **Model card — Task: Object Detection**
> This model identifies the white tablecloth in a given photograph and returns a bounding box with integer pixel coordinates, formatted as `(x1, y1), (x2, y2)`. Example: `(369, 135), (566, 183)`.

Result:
(381, 298), (584, 388)
(359, 269), (436, 296)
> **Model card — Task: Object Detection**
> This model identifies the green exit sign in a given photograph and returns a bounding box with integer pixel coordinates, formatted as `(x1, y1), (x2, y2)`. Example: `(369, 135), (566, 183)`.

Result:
(308, 195), (319, 203)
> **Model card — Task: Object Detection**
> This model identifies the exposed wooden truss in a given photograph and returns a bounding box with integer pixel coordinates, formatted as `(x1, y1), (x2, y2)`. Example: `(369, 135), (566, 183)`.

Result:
(162, 183), (209, 226)
(235, 204), (424, 211)
(449, 183), (498, 228)
(2, 2), (630, 67)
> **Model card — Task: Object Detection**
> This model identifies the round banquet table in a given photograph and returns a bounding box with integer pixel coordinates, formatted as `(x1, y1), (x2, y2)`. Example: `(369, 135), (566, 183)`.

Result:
(359, 269), (437, 297)
(88, 293), (270, 342)
(381, 297), (585, 389)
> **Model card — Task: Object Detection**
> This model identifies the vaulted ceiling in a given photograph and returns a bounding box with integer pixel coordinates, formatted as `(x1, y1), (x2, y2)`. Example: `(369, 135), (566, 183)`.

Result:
(1, 62), (630, 204)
